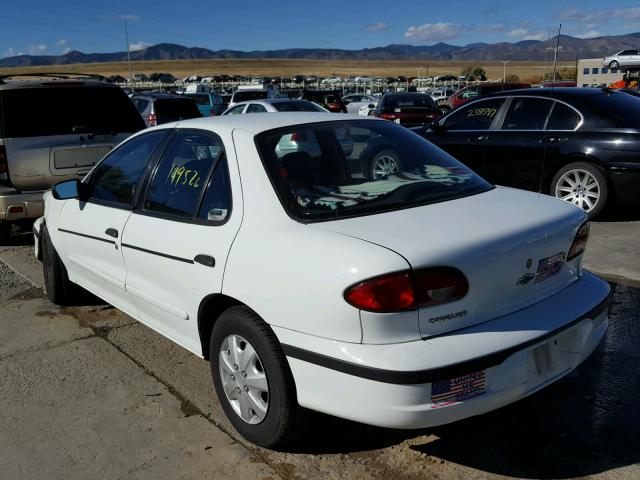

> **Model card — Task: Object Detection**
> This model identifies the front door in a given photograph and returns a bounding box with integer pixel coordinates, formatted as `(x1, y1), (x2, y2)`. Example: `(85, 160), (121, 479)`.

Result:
(56, 130), (169, 317)
(121, 129), (241, 354)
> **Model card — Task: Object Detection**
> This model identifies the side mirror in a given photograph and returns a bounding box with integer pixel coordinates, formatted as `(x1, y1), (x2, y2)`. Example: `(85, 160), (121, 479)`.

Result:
(431, 121), (447, 133)
(52, 179), (90, 201)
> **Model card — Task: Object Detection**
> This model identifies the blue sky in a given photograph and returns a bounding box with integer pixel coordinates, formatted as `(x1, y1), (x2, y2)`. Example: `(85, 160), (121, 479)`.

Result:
(2, 1), (640, 57)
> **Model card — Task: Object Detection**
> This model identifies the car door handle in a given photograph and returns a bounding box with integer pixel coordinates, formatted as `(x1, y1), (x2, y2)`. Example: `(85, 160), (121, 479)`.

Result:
(105, 228), (118, 238)
(467, 135), (487, 142)
(194, 254), (215, 268)
(542, 136), (566, 144)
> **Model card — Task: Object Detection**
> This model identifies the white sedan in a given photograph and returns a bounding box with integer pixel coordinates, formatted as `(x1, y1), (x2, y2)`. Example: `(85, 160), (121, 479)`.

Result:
(34, 113), (611, 448)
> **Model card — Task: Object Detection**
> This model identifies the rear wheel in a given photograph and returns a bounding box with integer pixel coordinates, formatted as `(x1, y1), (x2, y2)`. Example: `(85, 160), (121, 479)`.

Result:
(210, 306), (308, 448)
(42, 226), (76, 304)
(551, 162), (608, 218)
(0, 221), (11, 245)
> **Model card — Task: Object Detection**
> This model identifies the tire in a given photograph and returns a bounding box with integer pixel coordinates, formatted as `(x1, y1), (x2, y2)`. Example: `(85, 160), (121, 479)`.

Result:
(42, 226), (76, 305)
(0, 221), (11, 245)
(609, 61), (619, 69)
(550, 162), (609, 219)
(210, 306), (308, 448)
(367, 149), (403, 180)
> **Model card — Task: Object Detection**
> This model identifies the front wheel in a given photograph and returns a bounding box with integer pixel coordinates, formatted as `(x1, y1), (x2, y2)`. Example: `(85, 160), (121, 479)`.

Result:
(42, 226), (76, 304)
(609, 60), (619, 69)
(551, 162), (608, 218)
(210, 306), (308, 448)
(368, 149), (403, 180)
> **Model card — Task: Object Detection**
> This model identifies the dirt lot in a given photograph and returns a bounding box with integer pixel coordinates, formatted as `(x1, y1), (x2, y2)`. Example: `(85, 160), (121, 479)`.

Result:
(0, 59), (576, 83)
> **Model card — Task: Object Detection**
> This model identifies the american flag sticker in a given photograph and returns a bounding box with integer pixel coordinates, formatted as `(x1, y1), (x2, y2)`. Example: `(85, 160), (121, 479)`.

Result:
(430, 371), (486, 404)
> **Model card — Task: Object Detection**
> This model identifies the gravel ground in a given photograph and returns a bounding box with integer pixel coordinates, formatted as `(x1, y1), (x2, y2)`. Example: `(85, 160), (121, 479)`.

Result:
(0, 259), (33, 301)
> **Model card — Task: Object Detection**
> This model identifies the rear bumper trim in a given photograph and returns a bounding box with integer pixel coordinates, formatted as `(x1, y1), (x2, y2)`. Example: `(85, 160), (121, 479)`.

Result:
(282, 290), (612, 385)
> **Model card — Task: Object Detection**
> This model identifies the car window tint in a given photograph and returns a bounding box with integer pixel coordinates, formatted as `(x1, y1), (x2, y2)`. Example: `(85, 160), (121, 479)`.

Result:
(443, 98), (505, 130)
(226, 105), (245, 115)
(547, 102), (581, 130)
(143, 131), (224, 218)
(88, 130), (167, 205)
(197, 156), (232, 222)
(1, 86), (144, 138)
(246, 103), (267, 113)
(502, 97), (552, 130)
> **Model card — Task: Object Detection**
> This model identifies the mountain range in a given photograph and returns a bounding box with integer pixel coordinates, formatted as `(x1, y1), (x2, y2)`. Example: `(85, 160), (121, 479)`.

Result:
(2, 32), (640, 67)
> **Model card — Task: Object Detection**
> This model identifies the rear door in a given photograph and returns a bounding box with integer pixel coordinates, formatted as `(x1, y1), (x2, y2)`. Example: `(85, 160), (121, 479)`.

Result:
(421, 97), (507, 176)
(1, 85), (143, 190)
(482, 96), (554, 191)
(55, 129), (169, 316)
(121, 129), (241, 353)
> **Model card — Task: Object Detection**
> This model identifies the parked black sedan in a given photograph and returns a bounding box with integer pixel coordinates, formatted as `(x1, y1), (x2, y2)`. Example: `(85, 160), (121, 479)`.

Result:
(371, 93), (442, 128)
(417, 87), (640, 217)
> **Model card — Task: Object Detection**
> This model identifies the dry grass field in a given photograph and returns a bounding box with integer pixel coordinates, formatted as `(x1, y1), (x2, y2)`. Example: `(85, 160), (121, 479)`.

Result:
(0, 59), (576, 83)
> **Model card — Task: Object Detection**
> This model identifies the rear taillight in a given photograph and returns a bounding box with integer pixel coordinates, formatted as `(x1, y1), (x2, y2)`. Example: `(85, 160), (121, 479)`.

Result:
(0, 146), (9, 186)
(379, 113), (397, 120)
(344, 267), (468, 313)
(567, 221), (590, 261)
(147, 113), (157, 126)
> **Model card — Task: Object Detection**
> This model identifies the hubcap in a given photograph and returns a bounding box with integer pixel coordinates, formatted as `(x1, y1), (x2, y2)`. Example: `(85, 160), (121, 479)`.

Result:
(555, 169), (600, 213)
(218, 335), (269, 424)
(372, 155), (399, 179)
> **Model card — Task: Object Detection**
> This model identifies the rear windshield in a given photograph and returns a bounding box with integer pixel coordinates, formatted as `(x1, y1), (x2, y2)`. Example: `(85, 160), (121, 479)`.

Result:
(233, 91), (268, 102)
(588, 91), (640, 128)
(154, 98), (202, 120)
(1, 86), (145, 138)
(256, 120), (492, 221)
(383, 94), (436, 109)
(273, 101), (325, 112)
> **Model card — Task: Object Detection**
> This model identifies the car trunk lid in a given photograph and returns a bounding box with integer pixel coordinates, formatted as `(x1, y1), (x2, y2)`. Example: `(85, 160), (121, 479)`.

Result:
(313, 187), (587, 338)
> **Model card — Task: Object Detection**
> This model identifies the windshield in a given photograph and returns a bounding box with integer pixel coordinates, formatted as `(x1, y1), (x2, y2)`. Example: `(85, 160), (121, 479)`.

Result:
(383, 94), (436, 109)
(256, 120), (492, 221)
(589, 91), (640, 128)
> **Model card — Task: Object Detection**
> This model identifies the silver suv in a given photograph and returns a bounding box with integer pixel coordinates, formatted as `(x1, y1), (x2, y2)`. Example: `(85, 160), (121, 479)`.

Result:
(0, 74), (145, 243)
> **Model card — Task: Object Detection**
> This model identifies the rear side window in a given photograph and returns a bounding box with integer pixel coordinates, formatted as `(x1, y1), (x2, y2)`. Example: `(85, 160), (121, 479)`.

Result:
(88, 130), (167, 206)
(501, 97), (553, 130)
(246, 103), (267, 113)
(443, 98), (505, 130)
(547, 102), (581, 130)
(143, 130), (225, 219)
(232, 91), (268, 102)
(154, 99), (201, 121)
(1, 86), (144, 138)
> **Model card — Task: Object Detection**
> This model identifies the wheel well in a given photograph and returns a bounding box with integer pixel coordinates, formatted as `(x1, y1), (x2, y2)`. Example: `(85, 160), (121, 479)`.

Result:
(542, 156), (608, 193)
(197, 294), (243, 360)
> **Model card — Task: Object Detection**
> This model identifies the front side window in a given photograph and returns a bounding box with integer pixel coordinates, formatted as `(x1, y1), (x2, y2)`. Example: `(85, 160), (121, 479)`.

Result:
(225, 104), (245, 115)
(88, 130), (168, 206)
(443, 98), (505, 130)
(143, 130), (225, 219)
(256, 120), (492, 221)
(501, 97), (553, 130)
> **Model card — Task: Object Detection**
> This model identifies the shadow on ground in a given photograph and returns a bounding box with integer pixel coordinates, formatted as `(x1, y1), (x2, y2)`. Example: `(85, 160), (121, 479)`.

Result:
(291, 285), (640, 479)
(598, 204), (640, 222)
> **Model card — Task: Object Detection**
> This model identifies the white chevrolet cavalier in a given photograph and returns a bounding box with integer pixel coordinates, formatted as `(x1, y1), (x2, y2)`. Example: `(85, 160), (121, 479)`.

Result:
(34, 113), (611, 447)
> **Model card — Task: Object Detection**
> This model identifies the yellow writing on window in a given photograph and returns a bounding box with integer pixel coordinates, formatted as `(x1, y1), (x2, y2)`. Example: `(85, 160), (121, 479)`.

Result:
(466, 108), (497, 118)
(168, 164), (200, 188)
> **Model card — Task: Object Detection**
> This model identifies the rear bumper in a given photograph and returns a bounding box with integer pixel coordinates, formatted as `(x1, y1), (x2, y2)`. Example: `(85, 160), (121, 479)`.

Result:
(0, 188), (46, 222)
(275, 272), (611, 428)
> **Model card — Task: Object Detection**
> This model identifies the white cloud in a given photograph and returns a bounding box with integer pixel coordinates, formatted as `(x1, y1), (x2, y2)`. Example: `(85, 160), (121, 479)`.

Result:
(364, 22), (388, 32)
(557, 6), (640, 23)
(404, 22), (461, 43)
(3, 47), (22, 58)
(56, 39), (67, 46)
(577, 30), (602, 39)
(121, 14), (139, 21)
(62, 47), (71, 54)
(507, 28), (546, 41)
(129, 41), (149, 51)
(28, 44), (47, 54)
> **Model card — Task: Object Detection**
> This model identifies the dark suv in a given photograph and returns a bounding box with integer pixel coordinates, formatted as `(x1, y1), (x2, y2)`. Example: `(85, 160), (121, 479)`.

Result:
(299, 90), (347, 113)
(0, 74), (145, 243)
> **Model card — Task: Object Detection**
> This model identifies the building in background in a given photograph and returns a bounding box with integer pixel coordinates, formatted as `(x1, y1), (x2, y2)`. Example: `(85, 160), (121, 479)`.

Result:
(577, 59), (624, 87)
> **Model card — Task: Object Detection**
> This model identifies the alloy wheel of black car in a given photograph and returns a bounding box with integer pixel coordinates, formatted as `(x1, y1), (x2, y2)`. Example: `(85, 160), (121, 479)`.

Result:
(369, 150), (403, 180)
(551, 162), (608, 218)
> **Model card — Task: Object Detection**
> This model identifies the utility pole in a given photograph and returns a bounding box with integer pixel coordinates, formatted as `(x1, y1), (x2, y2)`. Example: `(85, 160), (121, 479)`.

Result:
(552, 24), (562, 82)
(124, 21), (133, 83)
(501, 60), (510, 82)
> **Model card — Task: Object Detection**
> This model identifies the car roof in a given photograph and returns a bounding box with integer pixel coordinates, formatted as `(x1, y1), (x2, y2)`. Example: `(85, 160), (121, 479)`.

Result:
(132, 92), (184, 99)
(146, 112), (379, 136)
(483, 87), (621, 99)
(0, 79), (116, 91)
